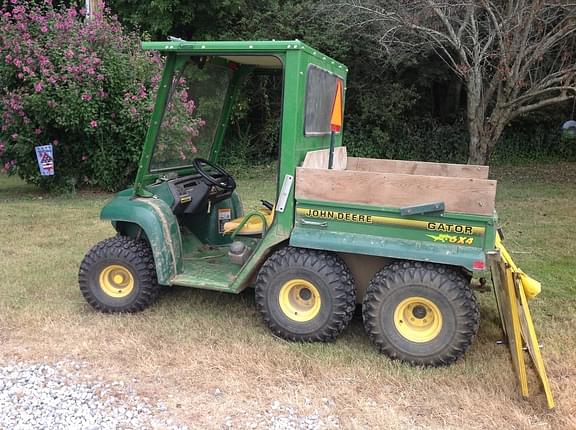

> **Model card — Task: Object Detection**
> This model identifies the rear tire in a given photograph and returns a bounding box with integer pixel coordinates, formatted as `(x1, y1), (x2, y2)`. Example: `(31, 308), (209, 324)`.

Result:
(255, 247), (356, 341)
(78, 236), (161, 313)
(363, 261), (479, 366)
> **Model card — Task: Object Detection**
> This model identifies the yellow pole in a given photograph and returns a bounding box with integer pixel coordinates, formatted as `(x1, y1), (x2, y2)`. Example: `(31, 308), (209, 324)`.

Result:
(495, 234), (541, 299)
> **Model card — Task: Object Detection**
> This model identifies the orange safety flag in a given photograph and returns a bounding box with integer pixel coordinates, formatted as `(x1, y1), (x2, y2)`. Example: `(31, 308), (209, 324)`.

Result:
(330, 80), (343, 132)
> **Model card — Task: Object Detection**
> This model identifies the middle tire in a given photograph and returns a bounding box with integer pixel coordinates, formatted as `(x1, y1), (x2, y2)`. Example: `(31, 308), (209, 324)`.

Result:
(255, 247), (356, 342)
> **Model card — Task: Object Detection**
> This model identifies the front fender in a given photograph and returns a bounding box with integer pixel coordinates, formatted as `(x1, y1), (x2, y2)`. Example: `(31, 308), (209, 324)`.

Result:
(101, 193), (182, 285)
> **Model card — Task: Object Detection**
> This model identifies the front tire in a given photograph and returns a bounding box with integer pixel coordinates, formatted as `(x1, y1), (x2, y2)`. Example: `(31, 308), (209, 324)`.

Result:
(255, 247), (356, 342)
(363, 261), (479, 366)
(78, 236), (161, 313)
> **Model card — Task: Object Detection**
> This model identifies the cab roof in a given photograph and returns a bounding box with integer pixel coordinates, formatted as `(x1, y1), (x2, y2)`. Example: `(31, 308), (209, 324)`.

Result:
(141, 39), (348, 72)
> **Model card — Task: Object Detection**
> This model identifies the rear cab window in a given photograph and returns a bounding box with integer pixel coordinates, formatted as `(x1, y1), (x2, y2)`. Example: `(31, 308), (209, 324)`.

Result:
(304, 65), (344, 136)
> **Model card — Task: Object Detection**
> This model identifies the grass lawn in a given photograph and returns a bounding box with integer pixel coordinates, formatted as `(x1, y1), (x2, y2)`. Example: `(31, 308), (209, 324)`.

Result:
(0, 163), (575, 429)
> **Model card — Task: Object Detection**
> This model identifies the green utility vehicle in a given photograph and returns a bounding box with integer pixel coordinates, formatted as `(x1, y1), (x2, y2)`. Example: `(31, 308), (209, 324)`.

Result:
(79, 40), (500, 366)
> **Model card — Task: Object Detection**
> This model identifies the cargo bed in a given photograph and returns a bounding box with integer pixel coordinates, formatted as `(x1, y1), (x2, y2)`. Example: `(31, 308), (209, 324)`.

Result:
(291, 148), (498, 272)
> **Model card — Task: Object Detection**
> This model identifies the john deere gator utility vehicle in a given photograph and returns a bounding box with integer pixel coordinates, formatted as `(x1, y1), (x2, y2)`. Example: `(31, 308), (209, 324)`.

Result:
(78, 40), (541, 369)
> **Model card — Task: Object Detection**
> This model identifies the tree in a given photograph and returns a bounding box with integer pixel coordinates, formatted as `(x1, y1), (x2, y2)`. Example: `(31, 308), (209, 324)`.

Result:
(0, 1), (199, 191)
(106, 0), (246, 40)
(323, 0), (576, 164)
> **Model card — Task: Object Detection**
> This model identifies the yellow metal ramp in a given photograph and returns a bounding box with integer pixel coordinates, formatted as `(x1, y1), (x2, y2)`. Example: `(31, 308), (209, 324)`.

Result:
(489, 234), (555, 409)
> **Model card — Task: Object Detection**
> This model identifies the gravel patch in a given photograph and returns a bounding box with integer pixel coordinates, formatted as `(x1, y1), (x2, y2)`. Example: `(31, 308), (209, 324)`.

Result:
(0, 360), (187, 430)
(215, 399), (340, 429)
(0, 360), (340, 429)
(265, 400), (339, 429)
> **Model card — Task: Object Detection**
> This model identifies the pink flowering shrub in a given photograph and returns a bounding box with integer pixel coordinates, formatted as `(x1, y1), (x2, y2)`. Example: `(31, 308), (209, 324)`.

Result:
(0, 0), (176, 191)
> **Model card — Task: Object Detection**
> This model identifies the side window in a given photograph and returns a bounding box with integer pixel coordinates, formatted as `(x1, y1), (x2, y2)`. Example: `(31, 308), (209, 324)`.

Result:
(304, 66), (343, 136)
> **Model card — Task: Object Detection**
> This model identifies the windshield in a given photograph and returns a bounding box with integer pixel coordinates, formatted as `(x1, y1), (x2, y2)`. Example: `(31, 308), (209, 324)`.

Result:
(150, 59), (231, 171)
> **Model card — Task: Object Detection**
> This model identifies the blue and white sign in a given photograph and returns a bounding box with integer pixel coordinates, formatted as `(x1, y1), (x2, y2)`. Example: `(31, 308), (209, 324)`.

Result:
(35, 144), (54, 176)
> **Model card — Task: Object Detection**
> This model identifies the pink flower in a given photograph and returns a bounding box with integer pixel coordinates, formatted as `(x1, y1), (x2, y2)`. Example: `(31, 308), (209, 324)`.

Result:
(81, 154), (88, 161)
(52, 139), (59, 146)
(81, 93), (92, 101)
(34, 81), (44, 93)
(90, 120), (97, 128)
(40, 26), (48, 33)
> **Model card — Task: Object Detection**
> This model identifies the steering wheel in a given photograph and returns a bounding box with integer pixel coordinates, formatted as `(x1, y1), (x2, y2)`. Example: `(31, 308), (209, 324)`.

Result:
(193, 158), (236, 191)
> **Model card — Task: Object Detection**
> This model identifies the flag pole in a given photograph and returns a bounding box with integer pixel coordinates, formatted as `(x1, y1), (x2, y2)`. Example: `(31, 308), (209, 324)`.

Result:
(328, 80), (343, 169)
(328, 131), (335, 169)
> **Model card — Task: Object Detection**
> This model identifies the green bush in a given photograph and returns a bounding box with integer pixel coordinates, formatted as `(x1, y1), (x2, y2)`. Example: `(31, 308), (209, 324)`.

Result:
(0, 1), (168, 191)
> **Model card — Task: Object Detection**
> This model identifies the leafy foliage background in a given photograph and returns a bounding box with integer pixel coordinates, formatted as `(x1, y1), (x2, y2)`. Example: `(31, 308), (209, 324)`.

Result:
(1, 0), (574, 192)
(108, 0), (574, 165)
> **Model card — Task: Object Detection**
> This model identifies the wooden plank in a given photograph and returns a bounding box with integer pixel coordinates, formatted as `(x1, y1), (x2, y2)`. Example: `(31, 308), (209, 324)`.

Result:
(296, 168), (497, 216)
(347, 157), (489, 179)
(490, 260), (529, 399)
(302, 147), (347, 170)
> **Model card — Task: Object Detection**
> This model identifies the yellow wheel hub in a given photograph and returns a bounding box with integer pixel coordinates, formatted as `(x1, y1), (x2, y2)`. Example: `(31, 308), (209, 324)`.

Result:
(99, 264), (134, 298)
(394, 297), (442, 343)
(279, 279), (321, 322)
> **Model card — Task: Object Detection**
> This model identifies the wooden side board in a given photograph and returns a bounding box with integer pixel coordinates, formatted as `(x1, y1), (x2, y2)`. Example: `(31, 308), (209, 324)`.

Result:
(296, 167), (497, 216)
(302, 147), (347, 170)
(347, 157), (489, 179)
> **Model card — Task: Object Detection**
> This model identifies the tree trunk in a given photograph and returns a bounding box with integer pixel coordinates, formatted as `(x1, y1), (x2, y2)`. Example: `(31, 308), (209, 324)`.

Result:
(467, 133), (490, 165)
(468, 124), (506, 165)
(466, 94), (508, 165)
(466, 107), (491, 165)
(465, 75), (491, 165)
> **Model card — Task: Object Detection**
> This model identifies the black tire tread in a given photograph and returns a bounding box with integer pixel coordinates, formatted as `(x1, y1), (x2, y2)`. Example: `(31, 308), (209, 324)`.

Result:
(78, 236), (160, 313)
(363, 260), (480, 366)
(255, 247), (356, 342)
